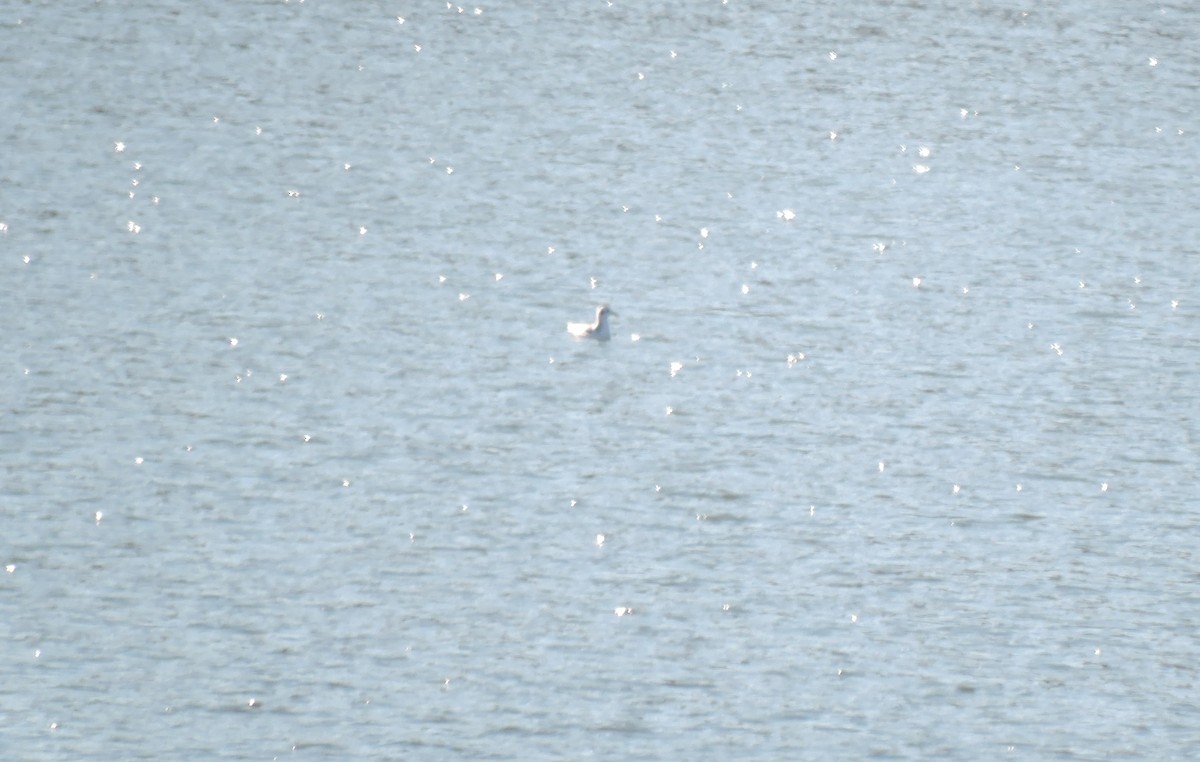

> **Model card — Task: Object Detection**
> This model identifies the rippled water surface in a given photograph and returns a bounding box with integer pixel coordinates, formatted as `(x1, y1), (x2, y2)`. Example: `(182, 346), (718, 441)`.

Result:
(3, 1), (1199, 758)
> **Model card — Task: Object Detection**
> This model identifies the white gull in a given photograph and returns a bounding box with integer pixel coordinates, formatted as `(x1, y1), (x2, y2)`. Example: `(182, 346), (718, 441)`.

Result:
(567, 305), (615, 341)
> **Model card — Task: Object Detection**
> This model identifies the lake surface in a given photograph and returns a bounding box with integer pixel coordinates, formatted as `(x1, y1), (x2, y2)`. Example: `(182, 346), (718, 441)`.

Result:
(2, 1), (1199, 758)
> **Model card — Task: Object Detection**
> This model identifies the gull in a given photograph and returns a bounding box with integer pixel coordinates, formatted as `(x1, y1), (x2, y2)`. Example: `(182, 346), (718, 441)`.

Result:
(567, 305), (615, 341)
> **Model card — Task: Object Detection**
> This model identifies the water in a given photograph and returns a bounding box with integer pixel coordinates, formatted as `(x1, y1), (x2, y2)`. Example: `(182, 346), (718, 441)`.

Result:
(3, 1), (1199, 758)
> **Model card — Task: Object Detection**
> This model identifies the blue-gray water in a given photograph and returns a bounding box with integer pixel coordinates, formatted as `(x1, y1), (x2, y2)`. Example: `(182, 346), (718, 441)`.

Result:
(3, 2), (1199, 758)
